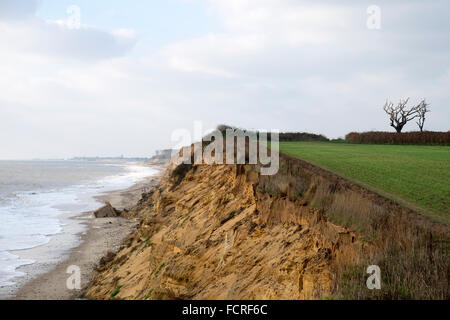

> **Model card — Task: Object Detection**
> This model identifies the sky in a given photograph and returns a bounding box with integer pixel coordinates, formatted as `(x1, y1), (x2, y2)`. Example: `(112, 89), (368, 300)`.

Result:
(0, 0), (449, 159)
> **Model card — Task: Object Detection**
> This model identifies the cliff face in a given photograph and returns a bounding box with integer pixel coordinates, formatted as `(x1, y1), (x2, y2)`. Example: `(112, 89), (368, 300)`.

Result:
(85, 155), (449, 300)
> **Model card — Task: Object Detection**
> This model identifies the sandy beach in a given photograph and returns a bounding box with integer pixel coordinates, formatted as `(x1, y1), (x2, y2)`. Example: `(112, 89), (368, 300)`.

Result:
(94, 171), (163, 211)
(4, 164), (165, 300)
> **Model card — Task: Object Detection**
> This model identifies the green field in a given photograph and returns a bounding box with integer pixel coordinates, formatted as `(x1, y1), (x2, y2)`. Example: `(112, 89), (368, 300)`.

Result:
(279, 142), (450, 224)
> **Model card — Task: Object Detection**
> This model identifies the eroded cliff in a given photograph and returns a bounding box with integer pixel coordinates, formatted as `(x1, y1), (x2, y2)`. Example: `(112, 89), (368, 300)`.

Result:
(85, 154), (449, 300)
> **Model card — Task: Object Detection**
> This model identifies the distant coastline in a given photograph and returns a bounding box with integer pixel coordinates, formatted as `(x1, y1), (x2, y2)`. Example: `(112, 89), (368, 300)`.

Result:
(70, 157), (150, 162)
(0, 160), (162, 299)
(11, 166), (164, 300)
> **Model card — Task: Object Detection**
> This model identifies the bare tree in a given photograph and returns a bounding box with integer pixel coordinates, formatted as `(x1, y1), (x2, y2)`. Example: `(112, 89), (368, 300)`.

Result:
(416, 100), (430, 132)
(383, 98), (422, 133)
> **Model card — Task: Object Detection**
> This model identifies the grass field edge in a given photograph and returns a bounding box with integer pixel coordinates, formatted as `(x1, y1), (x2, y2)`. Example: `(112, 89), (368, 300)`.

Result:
(278, 151), (450, 227)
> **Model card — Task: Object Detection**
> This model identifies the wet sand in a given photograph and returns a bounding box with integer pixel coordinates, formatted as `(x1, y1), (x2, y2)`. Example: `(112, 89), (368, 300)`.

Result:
(6, 164), (165, 300)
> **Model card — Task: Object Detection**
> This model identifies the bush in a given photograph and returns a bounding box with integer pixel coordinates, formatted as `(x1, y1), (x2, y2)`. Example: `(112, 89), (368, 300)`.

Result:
(345, 131), (450, 145)
(216, 125), (328, 142)
(278, 132), (329, 142)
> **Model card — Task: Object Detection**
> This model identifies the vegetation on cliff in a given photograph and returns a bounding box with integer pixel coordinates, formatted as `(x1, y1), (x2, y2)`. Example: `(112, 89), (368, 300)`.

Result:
(279, 142), (450, 224)
(84, 152), (449, 300)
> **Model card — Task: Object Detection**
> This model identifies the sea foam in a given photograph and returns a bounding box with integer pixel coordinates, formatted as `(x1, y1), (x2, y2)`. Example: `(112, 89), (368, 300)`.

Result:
(0, 162), (156, 287)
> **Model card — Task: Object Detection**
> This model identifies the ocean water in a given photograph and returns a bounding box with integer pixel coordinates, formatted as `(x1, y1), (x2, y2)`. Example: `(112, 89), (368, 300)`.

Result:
(0, 160), (156, 288)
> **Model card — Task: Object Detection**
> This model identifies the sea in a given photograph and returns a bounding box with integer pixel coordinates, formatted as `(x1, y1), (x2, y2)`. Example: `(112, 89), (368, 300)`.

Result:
(0, 160), (156, 294)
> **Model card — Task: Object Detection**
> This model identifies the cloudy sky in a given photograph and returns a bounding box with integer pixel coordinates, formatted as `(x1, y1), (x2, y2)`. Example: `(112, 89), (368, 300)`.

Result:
(0, 0), (449, 159)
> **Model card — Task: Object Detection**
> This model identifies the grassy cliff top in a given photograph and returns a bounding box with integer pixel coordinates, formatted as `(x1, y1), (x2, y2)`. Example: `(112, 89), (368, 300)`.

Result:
(279, 142), (450, 225)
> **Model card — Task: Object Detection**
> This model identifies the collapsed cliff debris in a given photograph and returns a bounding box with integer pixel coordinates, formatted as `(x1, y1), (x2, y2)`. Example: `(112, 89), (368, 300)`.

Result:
(93, 202), (121, 218)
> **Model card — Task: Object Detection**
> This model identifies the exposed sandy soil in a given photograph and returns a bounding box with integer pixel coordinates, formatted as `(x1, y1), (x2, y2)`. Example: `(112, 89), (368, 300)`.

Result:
(85, 163), (356, 300)
(85, 156), (449, 300)
(10, 165), (165, 300)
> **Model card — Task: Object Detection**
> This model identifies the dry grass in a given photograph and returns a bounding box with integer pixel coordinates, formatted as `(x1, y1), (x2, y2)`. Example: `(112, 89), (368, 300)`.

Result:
(321, 185), (450, 299)
(334, 233), (449, 299)
(259, 155), (450, 299)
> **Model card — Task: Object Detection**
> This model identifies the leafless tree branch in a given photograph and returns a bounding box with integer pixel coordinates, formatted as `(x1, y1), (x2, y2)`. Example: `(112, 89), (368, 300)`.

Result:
(416, 99), (430, 132)
(383, 98), (424, 133)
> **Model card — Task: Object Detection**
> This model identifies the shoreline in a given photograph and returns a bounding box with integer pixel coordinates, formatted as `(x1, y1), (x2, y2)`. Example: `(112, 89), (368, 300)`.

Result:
(3, 164), (165, 300)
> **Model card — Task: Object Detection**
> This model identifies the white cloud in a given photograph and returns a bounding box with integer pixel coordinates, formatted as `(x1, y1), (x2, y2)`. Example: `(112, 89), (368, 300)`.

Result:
(0, 19), (136, 62)
(0, 0), (449, 159)
(157, 0), (450, 135)
(111, 28), (137, 39)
